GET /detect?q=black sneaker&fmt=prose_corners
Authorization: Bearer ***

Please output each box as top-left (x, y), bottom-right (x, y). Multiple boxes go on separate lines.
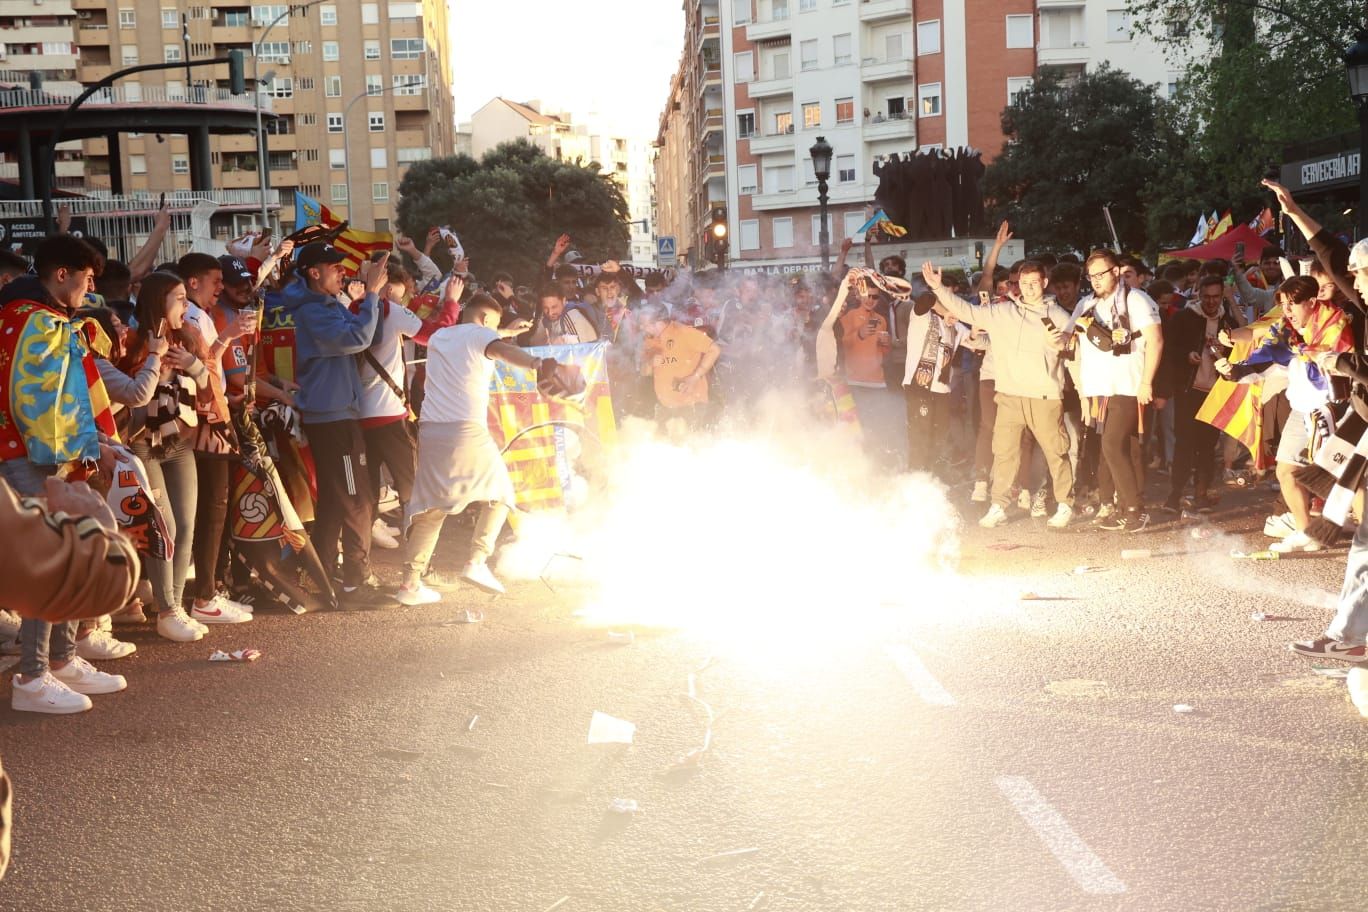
top-left (340, 581), bottom-right (395, 608)
top-left (1099, 509), bottom-right (1147, 532)
top-left (1160, 500), bottom-right (1181, 515)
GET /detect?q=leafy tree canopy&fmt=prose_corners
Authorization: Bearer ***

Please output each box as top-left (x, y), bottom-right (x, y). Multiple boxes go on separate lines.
top-left (983, 65), bottom-right (1191, 256)
top-left (395, 140), bottom-right (630, 284)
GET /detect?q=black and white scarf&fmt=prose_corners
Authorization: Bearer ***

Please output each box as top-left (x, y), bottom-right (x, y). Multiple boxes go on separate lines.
top-left (1293, 403), bottom-right (1368, 545)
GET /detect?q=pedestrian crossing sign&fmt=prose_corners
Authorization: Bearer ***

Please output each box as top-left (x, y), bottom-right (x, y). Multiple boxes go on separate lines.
top-left (656, 236), bottom-right (676, 264)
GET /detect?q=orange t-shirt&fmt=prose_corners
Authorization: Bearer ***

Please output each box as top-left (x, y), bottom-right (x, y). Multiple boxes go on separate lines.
top-left (648, 322), bottom-right (714, 408)
top-left (838, 308), bottom-right (890, 388)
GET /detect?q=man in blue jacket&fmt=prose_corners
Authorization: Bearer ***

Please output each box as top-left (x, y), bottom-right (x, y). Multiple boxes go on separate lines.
top-left (286, 242), bottom-right (390, 603)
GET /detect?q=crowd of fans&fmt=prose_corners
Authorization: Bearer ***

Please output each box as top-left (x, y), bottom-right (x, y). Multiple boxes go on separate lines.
top-left (2, 177), bottom-right (1368, 720)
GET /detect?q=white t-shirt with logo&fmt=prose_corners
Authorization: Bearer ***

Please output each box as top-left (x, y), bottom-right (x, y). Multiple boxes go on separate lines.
top-left (1067, 286), bottom-right (1160, 397)
top-left (419, 324), bottom-right (502, 424)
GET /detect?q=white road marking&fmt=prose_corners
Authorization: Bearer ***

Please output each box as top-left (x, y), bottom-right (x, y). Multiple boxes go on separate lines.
top-left (995, 776), bottom-right (1127, 895)
top-left (0, 656), bottom-right (18, 675)
top-left (884, 644), bottom-right (956, 706)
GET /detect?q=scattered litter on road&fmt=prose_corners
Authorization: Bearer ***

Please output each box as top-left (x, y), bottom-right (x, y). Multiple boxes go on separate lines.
top-left (699, 847), bottom-right (762, 866)
top-left (672, 660), bottom-right (716, 771)
top-left (1231, 550), bottom-right (1279, 561)
top-left (608, 798), bottom-right (639, 815)
top-left (587, 711), bottom-right (636, 744)
top-left (1120, 549), bottom-right (1152, 560)
top-left (1172, 704), bottom-right (1195, 714)
top-left (606, 631), bottom-right (635, 645)
top-left (465, 714), bottom-right (479, 732)
top-left (441, 609), bottom-right (483, 626)
top-left (1348, 668), bottom-right (1368, 717)
top-left (1019, 592), bottom-right (1079, 602)
top-left (987, 542), bottom-right (1025, 551)
top-left (1312, 666), bottom-right (1351, 678)
top-left (209, 648), bottom-right (261, 662)
top-left (1073, 565), bottom-right (1108, 575)
top-left (542, 897), bottom-right (571, 912)
top-left (483, 782), bottom-right (512, 791)
top-left (748, 892), bottom-right (768, 910)
top-left (377, 747), bottom-right (423, 761)
top-left (1251, 612), bottom-right (1303, 622)
top-left (1190, 527), bottom-right (1216, 540)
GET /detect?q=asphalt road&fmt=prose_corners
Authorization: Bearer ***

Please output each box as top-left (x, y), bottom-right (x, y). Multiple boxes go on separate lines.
top-left (4, 481), bottom-right (1368, 911)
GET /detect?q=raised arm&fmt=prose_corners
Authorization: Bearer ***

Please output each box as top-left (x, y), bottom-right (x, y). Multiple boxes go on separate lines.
top-left (978, 220), bottom-right (1011, 295)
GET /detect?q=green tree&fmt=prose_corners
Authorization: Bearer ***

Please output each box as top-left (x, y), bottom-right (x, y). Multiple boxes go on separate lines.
top-left (395, 140), bottom-right (630, 284)
top-left (983, 65), bottom-right (1191, 256)
top-left (1126, 0), bottom-right (1359, 211)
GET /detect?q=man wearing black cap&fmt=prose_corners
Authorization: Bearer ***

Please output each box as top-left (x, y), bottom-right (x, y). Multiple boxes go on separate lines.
top-left (283, 242), bottom-right (391, 603)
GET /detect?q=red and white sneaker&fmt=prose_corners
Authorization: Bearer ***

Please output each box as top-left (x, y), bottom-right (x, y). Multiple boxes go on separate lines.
top-left (11, 672), bottom-right (92, 714)
top-left (190, 594), bottom-right (253, 625)
top-left (1289, 636), bottom-right (1368, 663)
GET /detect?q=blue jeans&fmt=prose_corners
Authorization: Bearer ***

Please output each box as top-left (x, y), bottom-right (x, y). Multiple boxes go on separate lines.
top-left (0, 458), bottom-right (74, 679)
top-left (1328, 510), bottom-right (1368, 646)
top-left (130, 437), bottom-right (198, 614)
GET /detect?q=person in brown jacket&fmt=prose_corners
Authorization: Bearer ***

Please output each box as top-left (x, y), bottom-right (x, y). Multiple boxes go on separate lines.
top-left (0, 474), bottom-right (140, 880)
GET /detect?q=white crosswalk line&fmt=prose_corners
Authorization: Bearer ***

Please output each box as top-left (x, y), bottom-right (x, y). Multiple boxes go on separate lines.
top-left (995, 776), bottom-right (1127, 895)
top-left (884, 644), bottom-right (956, 706)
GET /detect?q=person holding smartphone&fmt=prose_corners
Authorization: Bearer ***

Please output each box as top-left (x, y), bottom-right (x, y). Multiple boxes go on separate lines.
top-left (837, 279), bottom-right (901, 469)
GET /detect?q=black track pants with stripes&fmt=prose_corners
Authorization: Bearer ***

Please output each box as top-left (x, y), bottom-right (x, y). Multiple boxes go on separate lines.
top-left (303, 419), bottom-right (373, 588)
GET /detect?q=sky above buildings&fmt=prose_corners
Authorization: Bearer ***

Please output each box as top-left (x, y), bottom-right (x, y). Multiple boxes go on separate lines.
top-left (449, 0), bottom-right (684, 143)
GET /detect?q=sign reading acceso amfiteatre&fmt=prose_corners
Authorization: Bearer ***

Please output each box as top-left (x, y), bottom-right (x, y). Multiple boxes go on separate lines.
top-left (0, 218), bottom-right (89, 256)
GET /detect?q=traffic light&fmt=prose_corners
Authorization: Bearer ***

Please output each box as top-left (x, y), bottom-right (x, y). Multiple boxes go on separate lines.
top-left (706, 207), bottom-right (728, 268)
top-left (228, 49), bottom-right (246, 95)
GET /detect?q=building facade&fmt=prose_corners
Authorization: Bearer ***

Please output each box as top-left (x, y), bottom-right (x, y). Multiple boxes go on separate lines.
top-left (0, 0), bottom-right (85, 191)
top-left (69, 0), bottom-right (454, 234)
top-left (658, 0), bottom-right (1194, 269)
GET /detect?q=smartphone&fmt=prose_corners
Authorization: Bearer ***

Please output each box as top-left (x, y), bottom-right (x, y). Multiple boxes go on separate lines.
top-left (157, 318), bottom-right (168, 338)
top-left (1233, 241), bottom-right (1245, 262)
top-left (158, 191), bottom-right (166, 209)
top-left (978, 290), bottom-right (990, 305)
top-left (1041, 316), bottom-right (1057, 331)
top-left (866, 318), bottom-right (879, 330)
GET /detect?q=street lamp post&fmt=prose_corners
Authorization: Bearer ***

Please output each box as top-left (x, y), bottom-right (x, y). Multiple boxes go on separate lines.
top-left (342, 79), bottom-right (425, 221)
top-left (1345, 31), bottom-right (1368, 239)
top-left (809, 135), bottom-right (833, 271)
top-left (253, 0), bottom-right (327, 232)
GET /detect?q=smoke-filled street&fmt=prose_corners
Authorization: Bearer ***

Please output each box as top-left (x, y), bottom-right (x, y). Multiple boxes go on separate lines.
top-left (5, 476), bottom-right (1368, 912)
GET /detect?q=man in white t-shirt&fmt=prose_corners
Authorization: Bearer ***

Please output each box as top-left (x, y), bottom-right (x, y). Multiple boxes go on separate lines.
top-left (397, 295), bottom-right (561, 605)
top-left (903, 291), bottom-right (968, 476)
top-left (1067, 249), bottom-right (1163, 532)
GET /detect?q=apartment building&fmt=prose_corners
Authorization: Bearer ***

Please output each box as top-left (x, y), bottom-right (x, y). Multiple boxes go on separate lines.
top-left (0, 0), bottom-right (84, 191)
top-left (659, 0), bottom-right (1195, 269)
top-left (724, 0), bottom-right (1037, 268)
top-left (1035, 0), bottom-right (1193, 98)
top-left (70, 0), bottom-right (454, 234)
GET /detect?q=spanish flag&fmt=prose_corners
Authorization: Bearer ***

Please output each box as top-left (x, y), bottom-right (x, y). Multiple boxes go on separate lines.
top-left (293, 191), bottom-right (393, 272)
top-left (1196, 307), bottom-right (1282, 470)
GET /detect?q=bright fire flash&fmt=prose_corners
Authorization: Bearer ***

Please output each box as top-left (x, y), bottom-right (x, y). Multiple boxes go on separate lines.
top-left (496, 398), bottom-right (979, 653)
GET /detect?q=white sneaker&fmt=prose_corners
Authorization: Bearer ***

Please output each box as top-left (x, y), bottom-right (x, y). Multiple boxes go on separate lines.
top-left (1031, 490), bottom-right (1048, 518)
top-left (377, 484), bottom-right (401, 515)
top-left (371, 518), bottom-right (400, 550)
top-left (459, 560), bottom-right (506, 595)
top-left (190, 594), bottom-right (253, 625)
top-left (970, 481), bottom-right (988, 503)
top-left (158, 607), bottom-right (206, 642)
top-left (1270, 529), bottom-right (1323, 553)
top-left (396, 581), bottom-right (441, 607)
top-left (1095, 503), bottom-right (1116, 522)
top-left (1263, 512), bottom-right (1297, 539)
top-left (1047, 503), bottom-right (1073, 529)
top-left (11, 672), bottom-right (92, 714)
top-left (75, 629), bottom-right (137, 661)
top-left (979, 504), bottom-right (1009, 528)
top-left (52, 656), bottom-right (127, 695)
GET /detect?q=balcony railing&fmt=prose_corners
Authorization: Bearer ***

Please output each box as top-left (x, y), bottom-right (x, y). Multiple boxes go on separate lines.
top-left (0, 189), bottom-right (282, 219)
top-left (0, 84), bottom-right (270, 112)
